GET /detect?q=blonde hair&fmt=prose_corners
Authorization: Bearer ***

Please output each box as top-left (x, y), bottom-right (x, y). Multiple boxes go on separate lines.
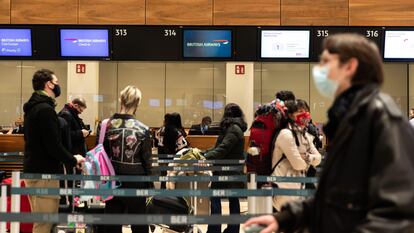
top-left (120, 85), bottom-right (142, 112)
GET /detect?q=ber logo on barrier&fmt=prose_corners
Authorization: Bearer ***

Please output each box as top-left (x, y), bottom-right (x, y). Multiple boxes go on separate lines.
top-left (76, 64), bottom-right (86, 74)
top-left (235, 65), bottom-right (245, 75)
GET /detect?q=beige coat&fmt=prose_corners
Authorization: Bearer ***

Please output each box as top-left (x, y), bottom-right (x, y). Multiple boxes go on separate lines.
top-left (271, 124), bottom-right (321, 211)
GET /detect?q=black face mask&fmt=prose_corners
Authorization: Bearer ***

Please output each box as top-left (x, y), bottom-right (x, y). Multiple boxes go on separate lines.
top-left (52, 84), bottom-right (61, 98)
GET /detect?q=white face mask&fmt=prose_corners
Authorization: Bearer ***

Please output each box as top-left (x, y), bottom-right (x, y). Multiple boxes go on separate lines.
top-left (312, 65), bottom-right (339, 99)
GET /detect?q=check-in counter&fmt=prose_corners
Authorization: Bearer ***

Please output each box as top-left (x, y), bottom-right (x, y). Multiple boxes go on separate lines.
top-left (0, 134), bottom-right (250, 177)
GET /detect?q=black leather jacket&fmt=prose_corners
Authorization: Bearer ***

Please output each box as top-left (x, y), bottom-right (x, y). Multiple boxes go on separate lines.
top-left (97, 113), bottom-right (152, 175)
top-left (276, 84), bottom-right (414, 233)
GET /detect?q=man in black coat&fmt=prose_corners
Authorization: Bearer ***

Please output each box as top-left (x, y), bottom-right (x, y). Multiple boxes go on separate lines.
top-left (244, 34), bottom-right (414, 233)
top-left (58, 97), bottom-right (89, 155)
top-left (23, 69), bottom-right (84, 233)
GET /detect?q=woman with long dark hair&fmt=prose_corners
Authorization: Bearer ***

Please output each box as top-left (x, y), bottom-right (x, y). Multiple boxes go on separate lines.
top-left (204, 103), bottom-right (247, 233)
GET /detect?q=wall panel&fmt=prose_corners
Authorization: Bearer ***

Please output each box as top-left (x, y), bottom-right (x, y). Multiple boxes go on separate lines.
top-left (281, 0), bottom-right (348, 26)
top-left (349, 0), bottom-right (414, 26)
top-left (213, 0), bottom-right (280, 25)
top-left (0, 0), bottom-right (10, 24)
top-left (146, 0), bottom-right (213, 25)
top-left (11, 0), bottom-right (78, 24)
top-left (79, 0), bottom-right (145, 25)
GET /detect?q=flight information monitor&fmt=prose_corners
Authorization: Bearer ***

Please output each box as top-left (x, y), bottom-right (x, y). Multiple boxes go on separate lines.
top-left (0, 29), bottom-right (32, 56)
top-left (60, 29), bottom-right (109, 58)
top-left (261, 30), bottom-right (310, 58)
top-left (384, 30), bottom-right (414, 59)
top-left (183, 29), bottom-right (233, 58)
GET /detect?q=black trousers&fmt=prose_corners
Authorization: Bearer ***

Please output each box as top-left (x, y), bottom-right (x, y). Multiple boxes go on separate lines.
top-left (104, 182), bottom-right (149, 233)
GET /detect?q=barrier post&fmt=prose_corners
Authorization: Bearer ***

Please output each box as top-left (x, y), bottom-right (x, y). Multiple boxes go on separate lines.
top-left (10, 171), bottom-right (20, 233)
top-left (262, 185), bottom-right (273, 214)
top-left (0, 184), bottom-right (7, 233)
top-left (247, 173), bottom-right (257, 214)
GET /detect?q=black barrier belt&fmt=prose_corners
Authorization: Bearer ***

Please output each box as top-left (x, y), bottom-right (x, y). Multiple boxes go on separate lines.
top-left (11, 187), bottom-right (316, 197)
top-left (154, 159), bottom-right (245, 164)
top-left (154, 165), bottom-right (243, 171)
top-left (0, 152), bottom-right (24, 156)
top-left (0, 213), bottom-right (252, 225)
top-left (256, 176), bottom-right (319, 183)
top-left (20, 173), bottom-right (318, 183)
top-left (21, 173), bottom-right (247, 182)
top-left (0, 156), bottom-right (23, 162)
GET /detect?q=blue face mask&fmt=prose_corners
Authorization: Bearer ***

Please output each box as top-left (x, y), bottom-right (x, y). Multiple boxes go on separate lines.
top-left (201, 125), bottom-right (208, 132)
top-left (312, 65), bottom-right (339, 99)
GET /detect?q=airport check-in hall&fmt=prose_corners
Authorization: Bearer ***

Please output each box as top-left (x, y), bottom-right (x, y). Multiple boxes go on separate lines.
top-left (0, 1), bottom-right (414, 233)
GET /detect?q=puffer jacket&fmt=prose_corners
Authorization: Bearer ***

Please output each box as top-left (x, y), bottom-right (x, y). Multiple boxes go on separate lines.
top-left (272, 123), bottom-right (321, 211)
top-left (275, 84), bottom-right (414, 233)
top-left (97, 113), bottom-right (152, 175)
top-left (204, 117), bottom-right (247, 189)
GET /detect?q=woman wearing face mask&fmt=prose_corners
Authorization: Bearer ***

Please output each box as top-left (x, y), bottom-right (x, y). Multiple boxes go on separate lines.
top-left (244, 34), bottom-right (414, 233)
top-left (271, 100), bottom-right (321, 211)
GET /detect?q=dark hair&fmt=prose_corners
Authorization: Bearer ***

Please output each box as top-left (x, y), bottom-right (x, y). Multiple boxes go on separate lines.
top-left (222, 103), bottom-right (243, 119)
top-left (323, 33), bottom-right (384, 85)
top-left (285, 100), bottom-right (299, 116)
top-left (275, 90), bottom-right (296, 102)
top-left (165, 112), bottom-right (184, 130)
top-left (296, 99), bottom-right (310, 112)
top-left (32, 69), bottom-right (54, 91)
top-left (220, 103), bottom-right (246, 129)
top-left (202, 116), bottom-right (212, 124)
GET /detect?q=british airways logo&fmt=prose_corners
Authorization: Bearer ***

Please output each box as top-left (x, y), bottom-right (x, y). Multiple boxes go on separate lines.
top-left (213, 39), bottom-right (229, 45)
top-left (65, 38), bottom-right (78, 43)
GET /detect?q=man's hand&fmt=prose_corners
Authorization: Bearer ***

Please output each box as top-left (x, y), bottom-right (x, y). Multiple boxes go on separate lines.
top-left (244, 215), bottom-right (279, 233)
top-left (82, 129), bottom-right (89, 138)
top-left (74, 154), bottom-right (85, 170)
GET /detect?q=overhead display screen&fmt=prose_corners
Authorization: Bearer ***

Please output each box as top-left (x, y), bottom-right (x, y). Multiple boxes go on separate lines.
top-left (112, 27), bottom-right (181, 60)
top-left (183, 29), bottom-right (232, 58)
top-left (384, 30), bottom-right (414, 59)
top-left (312, 27), bottom-right (383, 61)
top-left (261, 30), bottom-right (310, 58)
top-left (60, 29), bottom-right (109, 57)
top-left (0, 29), bottom-right (32, 56)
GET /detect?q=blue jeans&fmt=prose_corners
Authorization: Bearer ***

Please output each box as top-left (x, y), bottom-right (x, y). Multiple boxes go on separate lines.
top-left (207, 197), bottom-right (240, 233)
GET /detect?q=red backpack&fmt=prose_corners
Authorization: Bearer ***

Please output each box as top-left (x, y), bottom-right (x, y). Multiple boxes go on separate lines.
top-left (246, 101), bottom-right (286, 176)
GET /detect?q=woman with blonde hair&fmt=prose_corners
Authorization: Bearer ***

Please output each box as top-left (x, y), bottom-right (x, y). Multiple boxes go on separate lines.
top-left (97, 85), bottom-right (152, 233)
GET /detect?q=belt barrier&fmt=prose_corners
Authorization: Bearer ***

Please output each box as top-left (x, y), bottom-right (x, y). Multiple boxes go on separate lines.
top-left (0, 213), bottom-right (252, 225)
top-left (11, 187), bottom-right (316, 197)
top-left (20, 173), bottom-right (318, 183)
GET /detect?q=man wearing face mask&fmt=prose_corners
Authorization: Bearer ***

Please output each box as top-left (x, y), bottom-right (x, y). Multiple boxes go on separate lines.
top-left (23, 69), bottom-right (85, 233)
top-left (189, 116), bottom-right (212, 135)
top-left (58, 97), bottom-right (89, 156)
top-left (244, 34), bottom-right (414, 233)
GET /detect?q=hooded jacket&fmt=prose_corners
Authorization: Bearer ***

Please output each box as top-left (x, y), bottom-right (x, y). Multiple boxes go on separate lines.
top-left (275, 84), bottom-right (414, 233)
top-left (23, 92), bottom-right (76, 174)
top-left (204, 117), bottom-right (248, 189)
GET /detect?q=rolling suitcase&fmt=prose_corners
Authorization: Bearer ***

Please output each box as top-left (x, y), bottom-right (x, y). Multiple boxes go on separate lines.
top-left (53, 168), bottom-right (95, 233)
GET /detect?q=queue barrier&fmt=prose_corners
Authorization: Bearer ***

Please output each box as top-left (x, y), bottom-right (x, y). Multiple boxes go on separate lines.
top-left (0, 213), bottom-right (252, 225)
top-left (1, 169), bottom-right (319, 233)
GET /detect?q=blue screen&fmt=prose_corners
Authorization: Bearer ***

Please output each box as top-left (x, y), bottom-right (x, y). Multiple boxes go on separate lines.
top-left (0, 29), bottom-right (32, 56)
top-left (183, 30), bottom-right (232, 58)
top-left (60, 29), bottom-right (109, 57)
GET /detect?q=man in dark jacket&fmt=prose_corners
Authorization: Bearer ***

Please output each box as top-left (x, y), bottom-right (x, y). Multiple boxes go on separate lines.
top-left (244, 34), bottom-right (414, 233)
top-left (58, 97), bottom-right (89, 155)
top-left (23, 69), bottom-right (84, 233)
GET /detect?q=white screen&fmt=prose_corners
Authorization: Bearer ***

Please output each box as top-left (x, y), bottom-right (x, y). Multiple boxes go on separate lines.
top-left (261, 30), bottom-right (310, 58)
top-left (384, 31), bottom-right (414, 59)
